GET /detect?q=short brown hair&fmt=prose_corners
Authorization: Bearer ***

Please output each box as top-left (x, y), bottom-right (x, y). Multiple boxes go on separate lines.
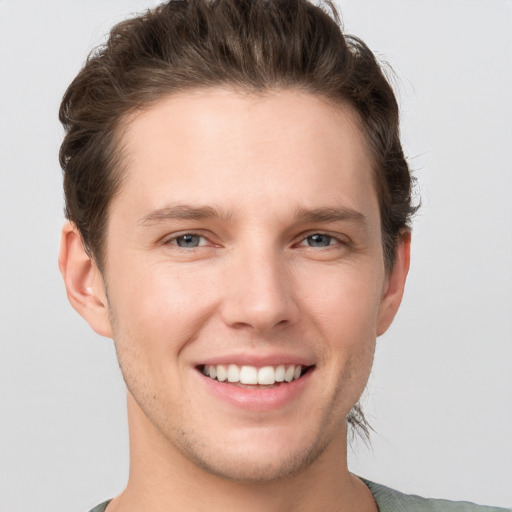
top-left (60, 0), bottom-right (416, 271)
top-left (59, 0), bottom-right (417, 437)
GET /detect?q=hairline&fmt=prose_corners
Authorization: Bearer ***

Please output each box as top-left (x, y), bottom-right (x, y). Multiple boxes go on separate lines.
top-left (91, 85), bottom-right (391, 275)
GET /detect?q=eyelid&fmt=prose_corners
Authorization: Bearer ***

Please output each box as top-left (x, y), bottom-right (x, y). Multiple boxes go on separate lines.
top-left (159, 230), bottom-right (349, 249)
top-left (295, 231), bottom-right (350, 247)
top-left (161, 231), bottom-right (213, 247)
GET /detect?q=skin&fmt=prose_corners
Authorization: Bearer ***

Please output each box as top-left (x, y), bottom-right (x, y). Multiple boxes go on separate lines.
top-left (59, 89), bottom-right (410, 512)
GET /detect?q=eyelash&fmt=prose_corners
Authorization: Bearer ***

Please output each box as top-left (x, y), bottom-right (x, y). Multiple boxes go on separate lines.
top-left (163, 233), bottom-right (210, 249)
top-left (295, 232), bottom-right (347, 249)
top-left (162, 231), bottom-right (348, 250)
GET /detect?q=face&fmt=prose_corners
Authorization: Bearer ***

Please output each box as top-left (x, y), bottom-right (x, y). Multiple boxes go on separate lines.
top-left (64, 89), bottom-right (408, 483)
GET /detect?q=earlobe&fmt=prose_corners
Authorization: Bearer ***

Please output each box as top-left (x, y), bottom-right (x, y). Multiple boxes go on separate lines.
top-left (58, 222), bottom-right (113, 338)
top-left (376, 231), bottom-right (411, 336)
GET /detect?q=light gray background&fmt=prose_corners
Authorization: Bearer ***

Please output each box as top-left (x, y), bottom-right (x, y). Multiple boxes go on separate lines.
top-left (1, 1), bottom-right (511, 511)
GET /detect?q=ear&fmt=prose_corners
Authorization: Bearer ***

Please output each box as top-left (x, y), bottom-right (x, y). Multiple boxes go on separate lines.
top-left (58, 222), bottom-right (113, 338)
top-left (376, 231), bottom-right (411, 336)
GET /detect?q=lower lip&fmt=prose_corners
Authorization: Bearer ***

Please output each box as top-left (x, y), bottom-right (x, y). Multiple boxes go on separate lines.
top-left (197, 369), bottom-right (314, 411)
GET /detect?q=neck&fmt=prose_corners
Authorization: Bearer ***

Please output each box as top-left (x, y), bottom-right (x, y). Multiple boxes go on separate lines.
top-left (107, 395), bottom-right (377, 512)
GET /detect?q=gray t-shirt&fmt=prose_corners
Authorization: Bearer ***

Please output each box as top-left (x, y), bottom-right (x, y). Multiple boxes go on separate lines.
top-left (361, 480), bottom-right (510, 512)
top-left (88, 480), bottom-right (511, 512)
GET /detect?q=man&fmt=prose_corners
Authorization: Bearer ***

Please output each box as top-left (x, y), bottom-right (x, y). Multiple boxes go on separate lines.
top-left (57, 0), bottom-right (509, 511)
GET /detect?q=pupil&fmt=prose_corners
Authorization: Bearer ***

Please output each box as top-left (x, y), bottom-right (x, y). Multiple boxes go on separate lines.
top-left (177, 234), bottom-right (199, 248)
top-left (308, 234), bottom-right (331, 247)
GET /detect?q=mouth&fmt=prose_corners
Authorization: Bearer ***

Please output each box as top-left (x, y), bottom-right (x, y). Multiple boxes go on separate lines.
top-left (198, 363), bottom-right (314, 388)
top-left (195, 361), bottom-right (315, 410)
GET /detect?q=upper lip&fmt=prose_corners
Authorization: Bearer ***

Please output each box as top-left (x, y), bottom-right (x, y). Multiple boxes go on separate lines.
top-left (195, 353), bottom-right (316, 368)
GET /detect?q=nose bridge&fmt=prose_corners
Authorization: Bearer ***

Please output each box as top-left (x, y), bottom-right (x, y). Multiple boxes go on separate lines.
top-left (221, 240), bottom-right (298, 332)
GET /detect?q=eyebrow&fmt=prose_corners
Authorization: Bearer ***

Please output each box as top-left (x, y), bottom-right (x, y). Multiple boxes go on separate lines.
top-left (139, 203), bottom-right (368, 228)
top-left (293, 206), bottom-right (368, 228)
top-left (138, 204), bottom-right (232, 225)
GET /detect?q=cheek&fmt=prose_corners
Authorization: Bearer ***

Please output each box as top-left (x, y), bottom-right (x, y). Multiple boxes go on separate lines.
top-left (299, 265), bottom-right (382, 395)
top-left (300, 265), bottom-right (384, 341)
top-left (107, 261), bottom-right (220, 359)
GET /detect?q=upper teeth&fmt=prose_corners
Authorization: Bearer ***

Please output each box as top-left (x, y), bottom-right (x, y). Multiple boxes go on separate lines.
top-left (202, 364), bottom-right (303, 385)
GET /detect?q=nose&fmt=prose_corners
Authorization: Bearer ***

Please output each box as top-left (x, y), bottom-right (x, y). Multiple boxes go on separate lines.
top-left (220, 247), bottom-right (300, 333)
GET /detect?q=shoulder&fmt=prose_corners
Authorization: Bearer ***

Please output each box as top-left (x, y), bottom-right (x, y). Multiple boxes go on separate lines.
top-left (361, 479), bottom-right (511, 512)
top-left (88, 501), bottom-right (111, 512)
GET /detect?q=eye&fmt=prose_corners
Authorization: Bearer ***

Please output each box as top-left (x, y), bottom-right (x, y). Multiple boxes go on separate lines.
top-left (168, 234), bottom-right (207, 248)
top-left (301, 233), bottom-right (337, 248)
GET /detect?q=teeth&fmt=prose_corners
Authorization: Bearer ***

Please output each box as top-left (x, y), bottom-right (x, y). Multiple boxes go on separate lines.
top-left (257, 366), bottom-right (275, 385)
top-left (202, 364), bottom-right (304, 385)
top-left (216, 364), bottom-right (227, 382)
top-left (240, 365), bottom-right (258, 384)
top-left (227, 364), bottom-right (240, 383)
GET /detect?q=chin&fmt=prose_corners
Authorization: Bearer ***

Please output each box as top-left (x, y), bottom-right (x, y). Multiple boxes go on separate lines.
top-left (187, 445), bottom-right (324, 483)
top-left (170, 423), bottom-right (332, 484)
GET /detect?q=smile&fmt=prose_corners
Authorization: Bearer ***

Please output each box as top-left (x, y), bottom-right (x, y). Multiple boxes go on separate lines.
top-left (201, 364), bottom-right (309, 385)
top-left (196, 362), bottom-right (315, 410)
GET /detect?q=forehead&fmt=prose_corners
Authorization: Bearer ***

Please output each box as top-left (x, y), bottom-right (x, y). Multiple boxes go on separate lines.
top-left (115, 88), bottom-right (378, 226)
